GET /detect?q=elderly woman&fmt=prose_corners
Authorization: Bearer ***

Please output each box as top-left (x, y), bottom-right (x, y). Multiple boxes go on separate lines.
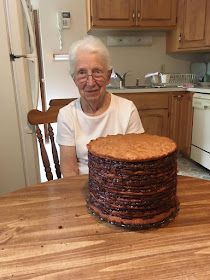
top-left (57, 35), bottom-right (144, 177)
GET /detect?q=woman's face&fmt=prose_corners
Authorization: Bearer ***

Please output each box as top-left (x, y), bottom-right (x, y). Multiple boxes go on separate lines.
top-left (73, 52), bottom-right (111, 103)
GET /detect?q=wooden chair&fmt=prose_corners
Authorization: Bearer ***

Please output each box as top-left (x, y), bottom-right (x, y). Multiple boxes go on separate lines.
top-left (27, 98), bottom-right (76, 181)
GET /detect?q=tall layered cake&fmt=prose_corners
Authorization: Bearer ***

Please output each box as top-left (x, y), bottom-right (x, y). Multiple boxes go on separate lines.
top-left (87, 133), bottom-right (179, 229)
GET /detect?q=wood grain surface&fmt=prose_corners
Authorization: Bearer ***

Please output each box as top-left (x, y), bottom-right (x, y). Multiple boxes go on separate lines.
top-left (0, 175), bottom-right (210, 279)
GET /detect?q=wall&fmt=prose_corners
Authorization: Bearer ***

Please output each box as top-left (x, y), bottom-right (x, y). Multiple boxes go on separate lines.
top-left (33, 0), bottom-right (88, 105)
top-left (97, 31), bottom-right (205, 85)
top-left (34, 0), bottom-right (207, 101)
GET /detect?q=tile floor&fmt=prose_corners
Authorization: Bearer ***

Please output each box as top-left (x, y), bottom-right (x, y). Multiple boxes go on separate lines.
top-left (177, 154), bottom-right (210, 180)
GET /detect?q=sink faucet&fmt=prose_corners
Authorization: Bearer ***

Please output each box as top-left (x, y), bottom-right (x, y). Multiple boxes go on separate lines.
top-left (115, 71), bottom-right (130, 88)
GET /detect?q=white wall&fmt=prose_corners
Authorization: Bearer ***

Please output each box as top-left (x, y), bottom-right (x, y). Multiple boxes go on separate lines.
top-left (35, 0), bottom-right (88, 105)
top-left (98, 31), bottom-right (205, 85)
top-left (34, 0), bottom-right (207, 101)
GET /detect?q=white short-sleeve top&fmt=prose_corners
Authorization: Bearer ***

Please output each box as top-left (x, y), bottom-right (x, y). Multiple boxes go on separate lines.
top-left (56, 93), bottom-right (144, 174)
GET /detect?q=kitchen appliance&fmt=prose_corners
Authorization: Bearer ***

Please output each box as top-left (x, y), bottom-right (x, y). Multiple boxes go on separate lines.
top-left (190, 62), bottom-right (207, 82)
top-left (191, 93), bottom-right (210, 170)
top-left (0, 0), bottom-right (42, 194)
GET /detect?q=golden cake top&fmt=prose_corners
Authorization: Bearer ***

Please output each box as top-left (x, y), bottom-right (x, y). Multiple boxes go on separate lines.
top-left (87, 133), bottom-right (177, 161)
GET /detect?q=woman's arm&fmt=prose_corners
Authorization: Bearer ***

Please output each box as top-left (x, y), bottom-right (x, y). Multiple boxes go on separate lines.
top-left (127, 103), bottom-right (145, 133)
top-left (59, 145), bottom-right (79, 177)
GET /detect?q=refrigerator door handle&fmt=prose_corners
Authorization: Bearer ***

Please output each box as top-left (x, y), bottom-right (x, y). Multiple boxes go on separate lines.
top-left (10, 55), bottom-right (39, 108)
top-left (20, 0), bottom-right (39, 108)
top-left (10, 53), bottom-right (27, 61)
top-left (28, 56), bottom-right (39, 108)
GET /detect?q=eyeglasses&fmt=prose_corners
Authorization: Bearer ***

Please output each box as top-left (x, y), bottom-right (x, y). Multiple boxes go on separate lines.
top-left (74, 68), bottom-right (106, 82)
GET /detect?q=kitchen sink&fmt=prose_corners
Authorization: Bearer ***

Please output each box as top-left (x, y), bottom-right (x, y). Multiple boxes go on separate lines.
top-left (107, 85), bottom-right (179, 90)
top-left (107, 85), bottom-right (150, 89)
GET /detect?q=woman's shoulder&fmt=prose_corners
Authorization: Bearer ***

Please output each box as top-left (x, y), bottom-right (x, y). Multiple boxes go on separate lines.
top-left (111, 93), bottom-right (133, 106)
top-left (59, 98), bottom-right (80, 113)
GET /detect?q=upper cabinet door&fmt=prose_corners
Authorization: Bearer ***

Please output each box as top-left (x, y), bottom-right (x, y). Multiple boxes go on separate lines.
top-left (179, 0), bottom-right (209, 48)
top-left (166, 0), bottom-right (210, 52)
top-left (90, 0), bottom-right (136, 28)
top-left (136, 0), bottom-right (177, 27)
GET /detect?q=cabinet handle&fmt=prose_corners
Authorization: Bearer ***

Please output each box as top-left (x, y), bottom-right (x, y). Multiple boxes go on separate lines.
top-left (132, 10), bottom-right (135, 21)
top-left (137, 11), bottom-right (140, 21)
top-left (174, 95), bottom-right (182, 100)
top-left (179, 33), bottom-right (185, 42)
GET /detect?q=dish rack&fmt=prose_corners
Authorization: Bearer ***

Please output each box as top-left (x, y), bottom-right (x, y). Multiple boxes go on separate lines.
top-left (162, 73), bottom-right (198, 86)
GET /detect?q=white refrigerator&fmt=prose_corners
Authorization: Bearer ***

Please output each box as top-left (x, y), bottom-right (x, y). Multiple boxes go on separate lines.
top-left (0, 0), bottom-right (41, 195)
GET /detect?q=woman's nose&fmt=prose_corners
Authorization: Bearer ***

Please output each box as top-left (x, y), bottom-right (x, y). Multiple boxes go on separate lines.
top-left (86, 74), bottom-right (95, 85)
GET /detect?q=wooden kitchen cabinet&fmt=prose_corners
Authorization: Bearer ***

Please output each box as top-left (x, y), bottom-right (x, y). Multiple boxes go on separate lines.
top-left (114, 92), bottom-right (169, 137)
top-left (136, 0), bottom-right (177, 28)
top-left (87, 0), bottom-right (135, 28)
top-left (114, 91), bottom-right (193, 156)
top-left (169, 92), bottom-right (193, 156)
top-left (166, 0), bottom-right (210, 52)
top-left (139, 109), bottom-right (169, 136)
top-left (87, 0), bottom-right (177, 30)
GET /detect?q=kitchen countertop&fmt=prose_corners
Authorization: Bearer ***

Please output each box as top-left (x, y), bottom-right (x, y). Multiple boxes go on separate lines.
top-left (108, 87), bottom-right (185, 93)
top-left (1, 175), bottom-right (210, 279)
top-left (107, 86), bottom-right (210, 94)
top-left (187, 87), bottom-right (210, 94)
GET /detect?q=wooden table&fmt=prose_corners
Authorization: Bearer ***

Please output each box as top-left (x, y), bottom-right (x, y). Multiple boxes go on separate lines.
top-left (0, 175), bottom-right (210, 279)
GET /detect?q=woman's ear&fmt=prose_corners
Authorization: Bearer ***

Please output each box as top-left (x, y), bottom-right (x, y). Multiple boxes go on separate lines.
top-left (107, 69), bottom-right (112, 80)
top-left (105, 69), bottom-right (112, 85)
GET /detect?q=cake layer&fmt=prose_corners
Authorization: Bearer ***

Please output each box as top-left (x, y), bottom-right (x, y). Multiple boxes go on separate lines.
top-left (89, 204), bottom-right (178, 228)
top-left (87, 133), bottom-right (177, 161)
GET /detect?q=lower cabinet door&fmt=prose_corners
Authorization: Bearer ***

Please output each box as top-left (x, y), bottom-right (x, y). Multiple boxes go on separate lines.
top-left (169, 93), bottom-right (193, 156)
top-left (139, 109), bottom-right (169, 137)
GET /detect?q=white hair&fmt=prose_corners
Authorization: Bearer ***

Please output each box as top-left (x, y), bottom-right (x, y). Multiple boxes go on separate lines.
top-left (69, 35), bottom-right (112, 76)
